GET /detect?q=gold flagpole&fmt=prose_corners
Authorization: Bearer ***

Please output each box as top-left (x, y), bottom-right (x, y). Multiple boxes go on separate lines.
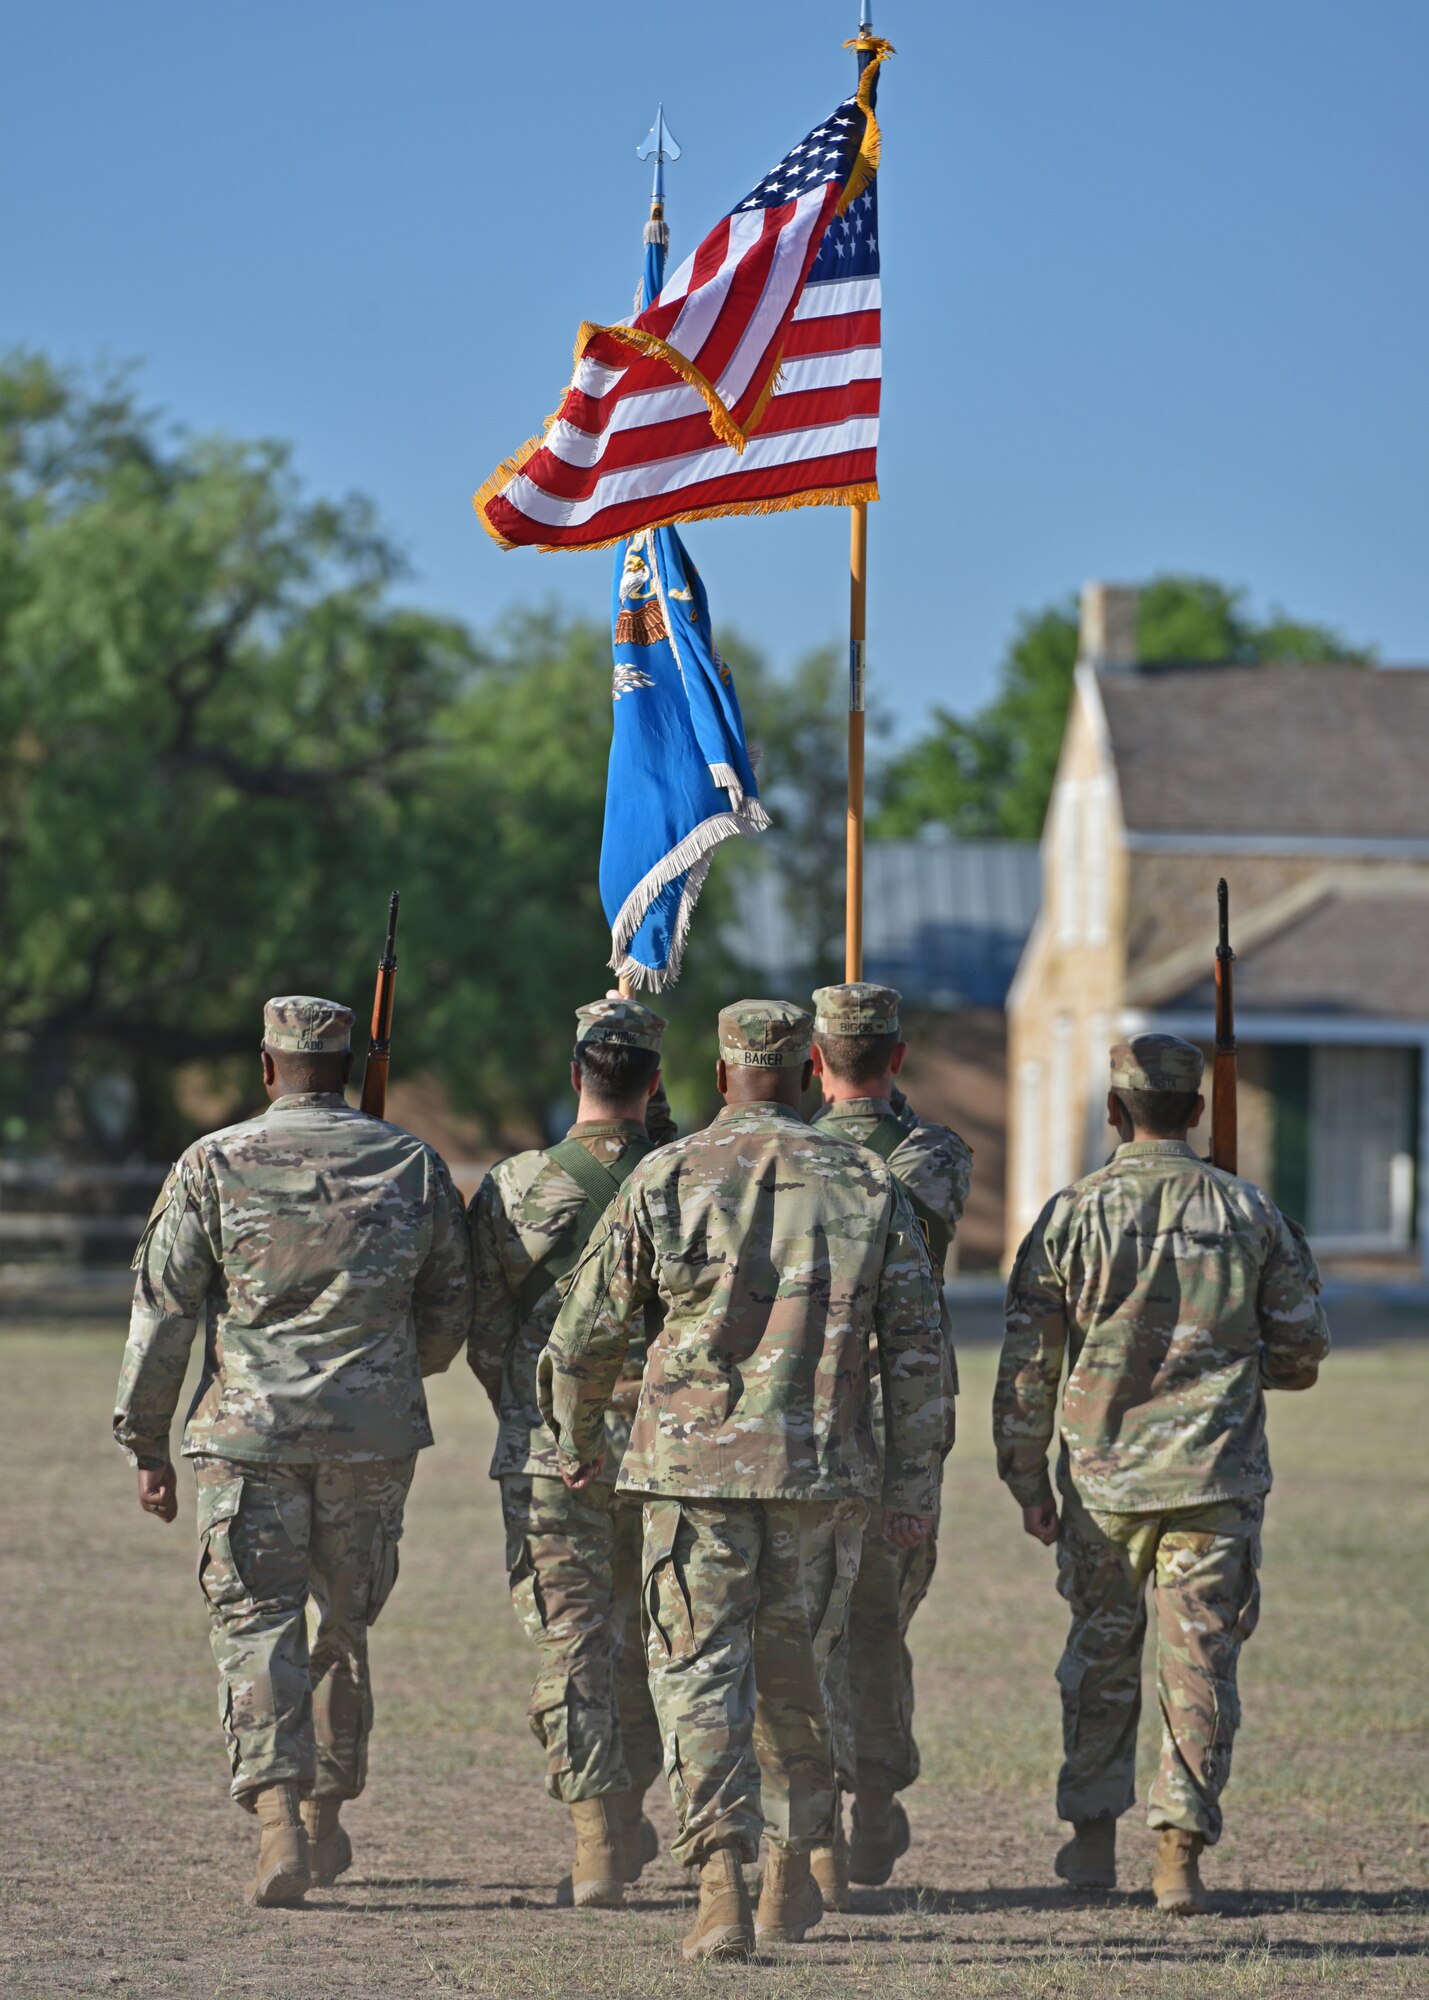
top-left (846, 500), bottom-right (867, 979)
top-left (845, 0), bottom-right (874, 982)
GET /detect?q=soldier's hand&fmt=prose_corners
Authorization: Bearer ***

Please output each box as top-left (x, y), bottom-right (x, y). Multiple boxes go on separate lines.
top-left (137, 1464), bottom-right (178, 1523)
top-left (559, 1454), bottom-right (606, 1492)
top-left (1022, 1499), bottom-right (1060, 1546)
top-left (883, 1510), bottom-right (934, 1549)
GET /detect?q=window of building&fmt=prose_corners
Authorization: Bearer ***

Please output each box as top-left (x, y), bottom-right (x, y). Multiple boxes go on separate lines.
top-left (1055, 786), bottom-right (1082, 946)
top-left (1016, 1059), bottom-right (1044, 1232)
top-left (1083, 1012), bottom-right (1110, 1171)
top-left (1308, 1045), bottom-right (1416, 1250)
top-left (1085, 779), bottom-right (1110, 945)
top-left (1049, 1015), bottom-right (1074, 1190)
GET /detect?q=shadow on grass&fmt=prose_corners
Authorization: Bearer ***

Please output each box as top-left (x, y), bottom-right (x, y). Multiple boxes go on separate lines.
top-left (1214, 1889), bottom-right (1429, 1917)
top-left (314, 1897), bottom-right (514, 1915)
top-left (343, 1875), bottom-right (468, 1890)
top-left (854, 1882), bottom-right (1428, 1919)
top-left (810, 1940), bottom-right (1429, 1970)
top-left (335, 1877), bottom-right (1429, 1925)
top-left (324, 1879), bottom-right (692, 1915)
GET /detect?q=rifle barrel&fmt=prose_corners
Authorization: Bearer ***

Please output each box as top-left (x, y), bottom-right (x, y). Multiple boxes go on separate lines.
top-left (360, 891), bottom-right (401, 1118)
top-left (1211, 878), bottom-right (1238, 1173)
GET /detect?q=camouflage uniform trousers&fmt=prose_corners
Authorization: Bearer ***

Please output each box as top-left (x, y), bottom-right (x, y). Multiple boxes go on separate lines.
top-left (500, 1474), bottom-right (663, 1804)
top-left (641, 1495), bottom-right (866, 1868)
top-left (193, 1453), bottom-right (415, 1806)
top-left (826, 1510), bottom-right (940, 1795)
top-left (1055, 1475), bottom-right (1263, 1843)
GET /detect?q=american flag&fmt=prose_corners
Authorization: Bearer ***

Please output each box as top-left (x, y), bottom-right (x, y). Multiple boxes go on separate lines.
top-left (476, 48), bottom-right (888, 552)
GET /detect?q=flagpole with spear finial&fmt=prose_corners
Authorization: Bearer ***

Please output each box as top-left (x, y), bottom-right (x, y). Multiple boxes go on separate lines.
top-left (637, 102), bottom-right (680, 269)
top-left (616, 104), bottom-right (684, 999)
top-left (845, 0), bottom-right (875, 980)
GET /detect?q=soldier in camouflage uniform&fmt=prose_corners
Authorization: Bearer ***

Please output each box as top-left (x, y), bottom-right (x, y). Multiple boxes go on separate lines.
top-left (994, 1033), bottom-right (1330, 1914)
top-left (541, 999), bottom-right (945, 1961)
top-left (467, 996), bottom-right (669, 1910)
top-left (114, 996), bottom-right (471, 1908)
top-left (808, 982), bottom-right (972, 1904)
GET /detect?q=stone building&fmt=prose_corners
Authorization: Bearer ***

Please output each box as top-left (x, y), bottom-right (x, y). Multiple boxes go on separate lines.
top-left (1006, 584), bottom-right (1429, 1273)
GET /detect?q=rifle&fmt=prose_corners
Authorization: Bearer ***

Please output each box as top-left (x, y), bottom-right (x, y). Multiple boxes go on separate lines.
top-left (359, 891), bottom-right (400, 1119)
top-left (1211, 877), bottom-right (1237, 1173)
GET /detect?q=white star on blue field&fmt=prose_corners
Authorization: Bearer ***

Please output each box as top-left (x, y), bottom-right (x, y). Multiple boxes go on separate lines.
top-left (736, 102), bottom-right (864, 210)
top-left (729, 100), bottom-right (878, 282)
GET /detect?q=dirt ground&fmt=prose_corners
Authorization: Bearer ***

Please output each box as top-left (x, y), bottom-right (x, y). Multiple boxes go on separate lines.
top-left (1, 1331), bottom-right (1424, 2000)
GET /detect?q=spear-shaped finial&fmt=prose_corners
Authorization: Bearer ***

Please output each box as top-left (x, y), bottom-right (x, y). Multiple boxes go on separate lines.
top-left (637, 102), bottom-right (681, 212)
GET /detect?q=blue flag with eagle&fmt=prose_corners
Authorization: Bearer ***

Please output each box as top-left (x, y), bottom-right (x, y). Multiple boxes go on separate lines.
top-left (600, 226), bottom-right (769, 989)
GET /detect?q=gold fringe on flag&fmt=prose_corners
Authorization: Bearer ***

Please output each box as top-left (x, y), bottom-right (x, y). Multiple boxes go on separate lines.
top-left (740, 354), bottom-right (788, 443)
top-left (837, 33), bottom-right (894, 215)
top-left (470, 411), bottom-right (561, 547)
top-left (574, 319), bottom-right (750, 454)
top-left (473, 478), bottom-right (879, 555)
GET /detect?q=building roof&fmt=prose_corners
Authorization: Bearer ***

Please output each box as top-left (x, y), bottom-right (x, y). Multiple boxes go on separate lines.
top-left (1097, 663), bottom-right (1429, 839)
top-left (729, 838), bottom-right (1040, 1008)
top-left (1152, 878), bottom-right (1429, 1022)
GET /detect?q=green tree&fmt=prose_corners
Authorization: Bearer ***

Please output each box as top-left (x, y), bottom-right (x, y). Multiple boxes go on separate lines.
top-left (873, 576), bottom-right (1371, 842)
top-left (0, 355), bottom-right (788, 1154)
top-left (1, 353), bottom-right (479, 1151)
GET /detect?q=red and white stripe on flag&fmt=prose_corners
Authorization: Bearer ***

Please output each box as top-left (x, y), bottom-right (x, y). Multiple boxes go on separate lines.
top-left (476, 42), bottom-right (889, 553)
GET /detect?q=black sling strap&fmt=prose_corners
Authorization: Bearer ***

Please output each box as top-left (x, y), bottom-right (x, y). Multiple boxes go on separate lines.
top-left (514, 1135), bottom-right (651, 1321)
top-left (859, 1112), bottom-right (953, 1274)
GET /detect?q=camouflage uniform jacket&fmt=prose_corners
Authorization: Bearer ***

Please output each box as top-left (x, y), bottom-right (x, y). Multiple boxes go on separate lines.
top-left (467, 1118), bottom-right (654, 1480)
top-left (541, 1102), bottom-right (945, 1513)
top-left (814, 1086), bottom-right (971, 1413)
top-left (114, 1092), bottom-right (472, 1468)
top-left (994, 1140), bottom-right (1330, 1513)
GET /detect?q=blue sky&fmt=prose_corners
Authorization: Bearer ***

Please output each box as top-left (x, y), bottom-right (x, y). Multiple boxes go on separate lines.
top-left (5, 0), bottom-right (1425, 733)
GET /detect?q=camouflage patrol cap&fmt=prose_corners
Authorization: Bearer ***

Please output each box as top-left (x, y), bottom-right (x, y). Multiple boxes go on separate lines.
top-left (718, 998), bottom-right (814, 1068)
top-left (575, 995), bottom-right (667, 1054)
top-left (262, 995), bottom-right (354, 1055)
top-left (1109, 1033), bottom-right (1205, 1094)
top-left (812, 982), bottom-right (901, 1038)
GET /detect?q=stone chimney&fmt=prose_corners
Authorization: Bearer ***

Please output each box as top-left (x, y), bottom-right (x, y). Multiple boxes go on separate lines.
top-left (1079, 582), bottom-right (1139, 671)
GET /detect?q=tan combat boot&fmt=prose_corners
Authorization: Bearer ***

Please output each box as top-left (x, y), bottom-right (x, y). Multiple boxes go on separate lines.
top-left (300, 1798), bottom-right (353, 1888)
top-left (247, 1783), bottom-right (311, 1908)
top-left (1054, 1817), bottom-right (1117, 1891)
top-left (609, 1787), bottom-right (660, 1884)
top-left (810, 1800), bottom-right (851, 1912)
top-left (682, 1847), bottom-right (755, 1961)
top-left (848, 1780), bottom-right (910, 1886)
top-left (569, 1796), bottom-right (625, 1909)
top-left (755, 1845), bottom-right (824, 1944)
top-left (1153, 1829), bottom-right (1208, 1915)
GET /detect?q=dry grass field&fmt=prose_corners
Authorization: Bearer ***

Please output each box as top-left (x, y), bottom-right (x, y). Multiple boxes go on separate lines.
top-left (1, 1328), bottom-right (1424, 1999)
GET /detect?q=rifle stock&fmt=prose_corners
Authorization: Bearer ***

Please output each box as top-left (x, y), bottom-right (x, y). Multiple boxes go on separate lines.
top-left (1211, 878), bottom-right (1237, 1173)
top-left (359, 891), bottom-right (400, 1119)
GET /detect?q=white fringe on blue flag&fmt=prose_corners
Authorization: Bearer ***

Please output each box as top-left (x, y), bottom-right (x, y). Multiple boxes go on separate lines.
top-left (602, 525), bottom-right (770, 990)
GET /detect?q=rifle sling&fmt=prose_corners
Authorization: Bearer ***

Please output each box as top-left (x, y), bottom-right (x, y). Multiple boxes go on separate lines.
top-left (514, 1136), bottom-right (650, 1322)
top-left (858, 1113), bottom-right (953, 1273)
